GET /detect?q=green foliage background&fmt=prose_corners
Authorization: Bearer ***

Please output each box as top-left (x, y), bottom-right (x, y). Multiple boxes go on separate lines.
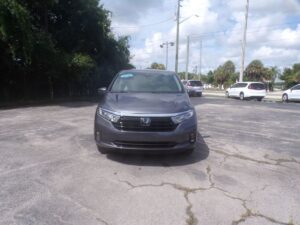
top-left (0, 0), bottom-right (134, 102)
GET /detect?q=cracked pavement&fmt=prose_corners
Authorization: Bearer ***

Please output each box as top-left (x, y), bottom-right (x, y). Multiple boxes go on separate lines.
top-left (0, 97), bottom-right (300, 225)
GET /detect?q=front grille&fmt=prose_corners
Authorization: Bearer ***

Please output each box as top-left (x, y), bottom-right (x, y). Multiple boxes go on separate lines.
top-left (114, 141), bottom-right (176, 148)
top-left (113, 116), bottom-right (177, 132)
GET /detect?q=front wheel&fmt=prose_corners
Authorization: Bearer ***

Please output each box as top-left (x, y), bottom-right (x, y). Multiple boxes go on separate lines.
top-left (257, 97), bottom-right (263, 102)
top-left (239, 92), bottom-right (244, 100)
top-left (197, 92), bottom-right (202, 97)
top-left (282, 94), bottom-right (288, 102)
top-left (225, 91), bottom-right (229, 98)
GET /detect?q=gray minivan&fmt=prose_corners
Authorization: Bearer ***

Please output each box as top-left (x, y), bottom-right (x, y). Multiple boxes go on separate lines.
top-left (94, 69), bottom-right (197, 154)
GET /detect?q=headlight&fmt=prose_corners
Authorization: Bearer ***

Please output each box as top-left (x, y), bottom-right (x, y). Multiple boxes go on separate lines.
top-left (171, 110), bottom-right (194, 124)
top-left (98, 108), bottom-right (120, 123)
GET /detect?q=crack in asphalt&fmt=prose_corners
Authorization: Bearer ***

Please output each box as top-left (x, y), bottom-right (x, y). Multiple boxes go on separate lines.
top-left (223, 186), bottom-right (293, 225)
top-left (119, 179), bottom-right (204, 225)
top-left (211, 149), bottom-right (275, 165)
top-left (118, 165), bottom-right (295, 225)
top-left (119, 179), bottom-right (207, 225)
top-left (264, 154), bottom-right (300, 166)
top-left (118, 165), bottom-right (230, 225)
top-left (118, 166), bottom-right (217, 225)
top-left (231, 198), bottom-right (292, 225)
top-left (210, 149), bottom-right (297, 169)
top-left (219, 155), bottom-right (229, 167)
top-left (34, 179), bottom-right (110, 225)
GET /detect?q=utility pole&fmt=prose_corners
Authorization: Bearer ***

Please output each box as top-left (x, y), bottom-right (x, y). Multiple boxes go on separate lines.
top-left (185, 35), bottom-right (190, 80)
top-left (175, 0), bottom-right (182, 73)
top-left (160, 42), bottom-right (174, 70)
top-left (240, 0), bottom-right (249, 82)
top-left (194, 66), bottom-right (198, 73)
top-left (166, 42), bottom-right (169, 70)
top-left (199, 39), bottom-right (202, 81)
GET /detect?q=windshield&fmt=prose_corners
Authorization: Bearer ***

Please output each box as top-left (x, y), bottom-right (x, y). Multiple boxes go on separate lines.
top-left (189, 81), bottom-right (203, 86)
top-left (110, 72), bottom-right (183, 93)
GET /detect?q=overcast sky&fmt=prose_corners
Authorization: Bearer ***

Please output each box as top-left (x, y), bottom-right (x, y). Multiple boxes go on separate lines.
top-left (101, 0), bottom-right (300, 73)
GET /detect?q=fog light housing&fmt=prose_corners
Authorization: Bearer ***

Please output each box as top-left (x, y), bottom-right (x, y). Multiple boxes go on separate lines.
top-left (189, 132), bottom-right (196, 143)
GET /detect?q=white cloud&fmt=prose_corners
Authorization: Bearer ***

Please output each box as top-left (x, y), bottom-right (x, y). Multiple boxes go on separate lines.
top-left (104, 0), bottom-right (300, 72)
top-left (252, 46), bottom-right (299, 61)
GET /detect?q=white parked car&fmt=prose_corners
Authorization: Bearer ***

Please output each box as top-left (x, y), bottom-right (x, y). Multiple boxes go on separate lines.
top-left (225, 82), bottom-right (266, 101)
top-left (182, 80), bottom-right (203, 97)
top-left (282, 84), bottom-right (300, 102)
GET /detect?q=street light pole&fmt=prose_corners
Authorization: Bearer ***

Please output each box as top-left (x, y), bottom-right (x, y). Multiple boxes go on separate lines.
top-left (175, 0), bottom-right (182, 73)
top-left (240, 0), bottom-right (249, 82)
top-left (199, 38), bottom-right (202, 81)
top-left (166, 42), bottom-right (169, 69)
top-left (160, 42), bottom-right (174, 70)
top-left (185, 35), bottom-right (190, 80)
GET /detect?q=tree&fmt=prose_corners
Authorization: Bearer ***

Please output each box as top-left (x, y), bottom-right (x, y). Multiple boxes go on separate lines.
top-left (245, 60), bottom-right (271, 81)
top-left (0, 0), bottom-right (33, 64)
top-left (281, 63), bottom-right (300, 88)
top-left (223, 60), bottom-right (235, 77)
top-left (0, 0), bottom-right (132, 103)
top-left (150, 62), bottom-right (166, 70)
top-left (213, 60), bottom-right (236, 89)
top-left (177, 72), bottom-right (199, 80)
top-left (207, 71), bottom-right (214, 84)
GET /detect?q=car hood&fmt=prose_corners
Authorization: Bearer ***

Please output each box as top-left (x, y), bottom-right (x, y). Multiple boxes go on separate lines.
top-left (99, 93), bottom-right (192, 114)
top-left (283, 89), bottom-right (291, 94)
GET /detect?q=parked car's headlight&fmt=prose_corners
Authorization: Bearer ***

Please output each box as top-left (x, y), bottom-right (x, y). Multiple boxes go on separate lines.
top-left (98, 108), bottom-right (120, 123)
top-left (171, 110), bottom-right (194, 124)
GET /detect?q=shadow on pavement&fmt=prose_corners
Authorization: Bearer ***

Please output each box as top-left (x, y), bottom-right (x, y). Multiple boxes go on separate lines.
top-left (106, 132), bottom-right (209, 167)
top-left (59, 100), bottom-right (98, 108)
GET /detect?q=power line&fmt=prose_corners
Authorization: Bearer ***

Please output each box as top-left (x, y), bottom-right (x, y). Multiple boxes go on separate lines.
top-left (189, 21), bottom-right (300, 39)
top-left (111, 16), bottom-right (174, 29)
top-left (128, 20), bottom-right (300, 45)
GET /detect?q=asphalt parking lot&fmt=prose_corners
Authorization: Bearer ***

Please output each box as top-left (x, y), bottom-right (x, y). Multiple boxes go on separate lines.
top-left (0, 97), bottom-right (300, 225)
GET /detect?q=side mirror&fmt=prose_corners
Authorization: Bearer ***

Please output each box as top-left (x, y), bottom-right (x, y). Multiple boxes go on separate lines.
top-left (98, 87), bottom-right (107, 95)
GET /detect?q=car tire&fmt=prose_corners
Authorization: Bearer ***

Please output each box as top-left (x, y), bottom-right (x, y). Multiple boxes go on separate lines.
top-left (239, 92), bottom-right (244, 100)
top-left (282, 94), bottom-right (288, 102)
top-left (257, 97), bottom-right (263, 102)
top-left (198, 92), bottom-right (202, 97)
top-left (225, 91), bottom-right (229, 98)
top-left (97, 145), bottom-right (109, 154)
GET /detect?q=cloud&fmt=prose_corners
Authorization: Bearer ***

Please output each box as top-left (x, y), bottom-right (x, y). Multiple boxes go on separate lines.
top-left (103, 0), bottom-right (300, 73)
top-left (227, 0), bottom-right (300, 15)
top-left (101, 0), bottom-right (163, 23)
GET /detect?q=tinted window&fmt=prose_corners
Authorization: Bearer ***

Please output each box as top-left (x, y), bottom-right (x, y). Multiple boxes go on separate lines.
top-left (235, 83), bottom-right (247, 88)
top-left (110, 72), bottom-right (183, 93)
top-left (189, 81), bottom-right (203, 86)
top-left (231, 83), bottom-right (239, 88)
top-left (292, 85), bottom-right (300, 90)
top-left (249, 83), bottom-right (265, 90)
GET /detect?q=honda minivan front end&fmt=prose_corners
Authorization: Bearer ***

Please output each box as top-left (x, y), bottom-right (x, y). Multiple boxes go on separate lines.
top-left (94, 70), bottom-right (197, 154)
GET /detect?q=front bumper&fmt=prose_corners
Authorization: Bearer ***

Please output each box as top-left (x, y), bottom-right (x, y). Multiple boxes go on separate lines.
top-left (94, 114), bottom-right (197, 153)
